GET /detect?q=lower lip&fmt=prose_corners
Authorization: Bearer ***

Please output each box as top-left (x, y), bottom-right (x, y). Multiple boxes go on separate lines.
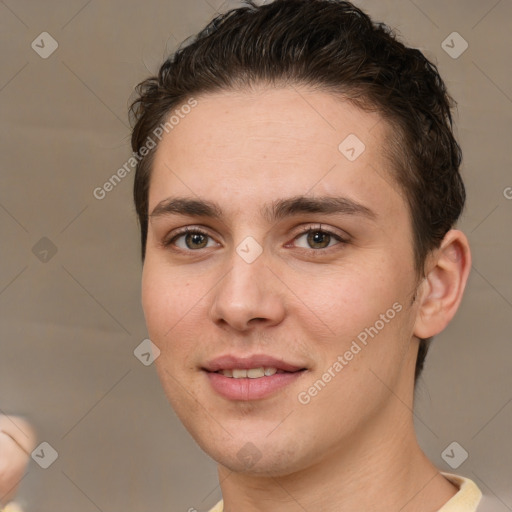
top-left (205, 371), bottom-right (306, 400)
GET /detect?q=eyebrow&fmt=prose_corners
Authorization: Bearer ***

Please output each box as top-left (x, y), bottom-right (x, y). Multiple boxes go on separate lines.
top-left (149, 195), bottom-right (377, 223)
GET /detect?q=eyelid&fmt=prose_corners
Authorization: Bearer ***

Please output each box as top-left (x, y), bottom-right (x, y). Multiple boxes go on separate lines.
top-left (162, 225), bottom-right (215, 248)
top-left (286, 224), bottom-right (349, 254)
top-left (292, 224), bottom-right (350, 242)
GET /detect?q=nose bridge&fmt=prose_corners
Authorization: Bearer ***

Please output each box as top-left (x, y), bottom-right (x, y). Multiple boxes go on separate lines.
top-left (221, 240), bottom-right (269, 307)
top-left (210, 238), bottom-right (285, 330)
top-left (235, 237), bottom-right (268, 285)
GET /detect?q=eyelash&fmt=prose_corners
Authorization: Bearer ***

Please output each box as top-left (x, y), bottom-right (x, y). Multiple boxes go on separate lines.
top-left (162, 225), bottom-right (349, 255)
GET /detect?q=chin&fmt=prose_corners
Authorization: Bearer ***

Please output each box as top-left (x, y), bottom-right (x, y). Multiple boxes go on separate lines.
top-left (217, 453), bottom-right (301, 477)
top-left (200, 436), bottom-right (308, 477)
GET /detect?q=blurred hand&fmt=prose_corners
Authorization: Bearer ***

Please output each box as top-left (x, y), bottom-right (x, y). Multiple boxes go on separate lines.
top-left (0, 416), bottom-right (36, 508)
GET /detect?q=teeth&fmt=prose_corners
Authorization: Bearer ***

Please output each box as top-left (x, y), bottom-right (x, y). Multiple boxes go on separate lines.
top-left (220, 367), bottom-right (278, 378)
top-left (247, 367), bottom-right (265, 378)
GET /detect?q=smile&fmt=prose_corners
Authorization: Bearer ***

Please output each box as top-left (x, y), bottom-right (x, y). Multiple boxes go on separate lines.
top-left (205, 368), bottom-right (307, 400)
top-left (216, 367), bottom-right (284, 378)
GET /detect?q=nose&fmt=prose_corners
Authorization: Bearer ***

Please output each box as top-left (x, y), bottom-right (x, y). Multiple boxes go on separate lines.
top-left (209, 247), bottom-right (286, 332)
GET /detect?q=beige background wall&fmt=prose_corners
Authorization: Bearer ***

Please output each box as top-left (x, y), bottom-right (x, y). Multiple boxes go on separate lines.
top-left (1, 0), bottom-right (510, 510)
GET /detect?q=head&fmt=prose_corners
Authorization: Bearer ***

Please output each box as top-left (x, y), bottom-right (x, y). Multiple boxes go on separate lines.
top-left (130, 0), bottom-right (470, 475)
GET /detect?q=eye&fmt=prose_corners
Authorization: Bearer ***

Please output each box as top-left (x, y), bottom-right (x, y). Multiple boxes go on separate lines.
top-left (292, 225), bottom-right (347, 251)
top-left (164, 227), bottom-right (218, 251)
top-left (163, 224), bottom-right (348, 254)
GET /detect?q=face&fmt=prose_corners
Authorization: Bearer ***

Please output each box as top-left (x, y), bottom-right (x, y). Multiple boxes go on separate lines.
top-left (142, 86), bottom-right (422, 476)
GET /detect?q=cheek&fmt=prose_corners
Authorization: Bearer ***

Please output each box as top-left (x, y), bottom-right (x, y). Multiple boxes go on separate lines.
top-left (290, 261), bottom-right (413, 378)
top-left (288, 264), bottom-right (391, 336)
top-left (142, 261), bottom-right (190, 341)
top-left (141, 262), bottom-right (163, 337)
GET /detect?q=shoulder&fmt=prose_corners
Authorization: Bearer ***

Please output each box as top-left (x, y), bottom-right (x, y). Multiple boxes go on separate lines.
top-left (207, 499), bottom-right (224, 512)
top-left (439, 472), bottom-right (482, 511)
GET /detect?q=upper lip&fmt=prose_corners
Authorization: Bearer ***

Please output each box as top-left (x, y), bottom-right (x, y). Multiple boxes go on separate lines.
top-left (203, 354), bottom-right (306, 372)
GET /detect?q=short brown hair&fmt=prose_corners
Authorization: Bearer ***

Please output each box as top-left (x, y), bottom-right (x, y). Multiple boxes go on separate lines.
top-left (129, 0), bottom-right (465, 383)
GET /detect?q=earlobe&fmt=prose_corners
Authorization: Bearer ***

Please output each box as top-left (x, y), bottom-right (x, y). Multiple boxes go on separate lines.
top-left (413, 229), bottom-right (472, 339)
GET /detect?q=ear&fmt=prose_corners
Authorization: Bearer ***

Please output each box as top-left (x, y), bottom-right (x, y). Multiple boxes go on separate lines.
top-left (413, 229), bottom-right (472, 339)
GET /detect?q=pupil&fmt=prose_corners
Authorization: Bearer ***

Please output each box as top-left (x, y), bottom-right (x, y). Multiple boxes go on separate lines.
top-left (308, 231), bottom-right (329, 249)
top-left (187, 233), bottom-right (207, 249)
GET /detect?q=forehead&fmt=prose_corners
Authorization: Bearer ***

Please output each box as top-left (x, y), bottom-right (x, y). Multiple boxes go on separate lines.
top-left (149, 86), bottom-right (404, 220)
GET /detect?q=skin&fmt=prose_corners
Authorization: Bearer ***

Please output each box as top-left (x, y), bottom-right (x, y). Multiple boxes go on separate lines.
top-left (141, 86), bottom-right (471, 512)
top-left (0, 415), bottom-right (35, 507)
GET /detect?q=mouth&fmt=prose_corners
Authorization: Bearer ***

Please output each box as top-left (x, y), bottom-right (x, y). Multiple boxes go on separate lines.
top-left (202, 353), bottom-right (307, 373)
top-left (202, 354), bottom-right (308, 400)
top-left (211, 367), bottom-right (306, 378)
